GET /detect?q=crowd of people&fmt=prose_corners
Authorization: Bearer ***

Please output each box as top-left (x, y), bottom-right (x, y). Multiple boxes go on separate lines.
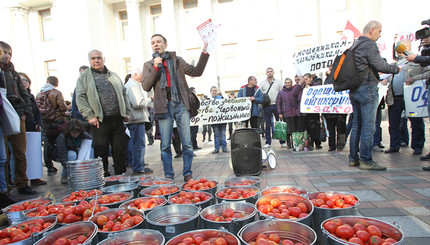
top-left (1, 20), bottom-right (430, 209)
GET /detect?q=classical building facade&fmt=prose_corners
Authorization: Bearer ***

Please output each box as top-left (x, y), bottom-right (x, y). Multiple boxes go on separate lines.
top-left (0, 0), bottom-right (426, 98)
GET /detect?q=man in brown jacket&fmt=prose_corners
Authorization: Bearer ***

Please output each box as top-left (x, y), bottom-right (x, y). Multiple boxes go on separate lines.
top-left (36, 76), bottom-right (68, 176)
top-left (142, 34), bottom-right (208, 181)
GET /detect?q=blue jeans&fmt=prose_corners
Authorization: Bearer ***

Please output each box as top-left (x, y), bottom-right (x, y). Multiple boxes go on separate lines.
top-left (263, 104), bottom-right (284, 145)
top-left (0, 127), bottom-right (8, 192)
top-left (349, 85), bottom-right (379, 163)
top-left (211, 124), bottom-right (227, 151)
top-left (63, 150), bottom-right (78, 177)
top-left (127, 123), bottom-right (146, 173)
top-left (158, 101), bottom-right (193, 178)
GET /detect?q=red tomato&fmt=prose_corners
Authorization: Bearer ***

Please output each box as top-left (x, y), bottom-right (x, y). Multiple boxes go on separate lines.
top-left (270, 198), bottom-right (281, 208)
top-left (353, 223), bottom-right (367, 232)
top-left (356, 230), bottom-right (371, 243)
top-left (348, 237), bottom-right (364, 244)
top-left (281, 240), bottom-right (294, 245)
top-left (323, 221), bottom-right (337, 234)
top-left (268, 234), bottom-right (280, 243)
top-left (296, 202), bottom-right (307, 213)
top-left (11, 233), bottom-right (28, 243)
top-left (369, 236), bottom-right (383, 245)
top-left (214, 238), bottom-right (227, 245)
top-left (54, 238), bottom-right (70, 245)
top-left (335, 224), bottom-right (354, 240)
top-left (367, 225), bottom-right (382, 238)
top-left (255, 238), bottom-right (268, 245)
top-left (132, 215), bottom-right (144, 225)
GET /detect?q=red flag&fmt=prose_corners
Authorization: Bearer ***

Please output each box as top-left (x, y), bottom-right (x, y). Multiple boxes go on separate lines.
top-left (341, 21), bottom-right (361, 40)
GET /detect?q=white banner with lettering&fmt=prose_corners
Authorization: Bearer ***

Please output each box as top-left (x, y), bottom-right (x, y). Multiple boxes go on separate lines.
top-left (190, 98), bottom-right (252, 126)
top-left (300, 83), bottom-right (388, 114)
top-left (404, 79), bottom-right (428, 117)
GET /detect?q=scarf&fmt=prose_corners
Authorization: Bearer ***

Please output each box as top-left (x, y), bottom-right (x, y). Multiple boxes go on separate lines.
top-left (152, 52), bottom-right (181, 103)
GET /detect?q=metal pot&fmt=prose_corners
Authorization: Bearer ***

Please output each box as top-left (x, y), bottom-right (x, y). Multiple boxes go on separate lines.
top-left (308, 191), bottom-right (360, 245)
top-left (119, 175), bottom-right (149, 184)
top-left (89, 208), bottom-right (145, 240)
top-left (260, 185), bottom-right (309, 197)
top-left (24, 202), bottom-right (75, 219)
top-left (34, 221), bottom-right (98, 245)
top-left (321, 216), bottom-right (404, 245)
top-left (2, 216), bottom-right (57, 245)
top-left (238, 219), bottom-right (317, 245)
top-left (3, 197), bottom-right (52, 224)
top-left (138, 177), bottom-right (175, 190)
top-left (168, 191), bottom-right (214, 209)
top-left (224, 176), bottom-right (261, 188)
top-left (256, 193), bottom-right (314, 226)
top-left (140, 183), bottom-right (181, 198)
top-left (60, 189), bottom-right (103, 204)
top-left (215, 186), bottom-right (260, 204)
top-left (103, 183), bottom-right (139, 198)
top-left (67, 158), bottom-right (105, 190)
top-left (145, 204), bottom-right (200, 241)
top-left (91, 192), bottom-right (134, 209)
top-left (97, 229), bottom-right (165, 245)
top-left (200, 202), bottom-right (257, 234)
top-left (166, 228), bottom-right (240, 245)
top-left (119, 196), bottom-right (167, 215)
top-left (104, 174), bottom-right (130, 187)
top-left (181, 181), bottom-right (218, 196)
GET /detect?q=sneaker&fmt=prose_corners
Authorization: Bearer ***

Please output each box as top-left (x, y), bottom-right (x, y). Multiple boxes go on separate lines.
top-left (30, 179), bottom-right (47, 186)
top-left (61, 176), bottom-right (68, 185)
top-left (420, 153), bottom-right (430, 161)
top-left (264, 144), bottom-right (271, 148)
top-left (18, 185), bottom-right (36, 195)
top-left (184, 175), bottom-right (193, 182)
top-left (377, 144), bottom-right (385, 149)
top-left (212, 150), bottom-right (219, 154)
top-left (174, 154), bottom-right (182, 158)
top-left (423, 166), bottom-right (430, 171)
top-left (47, 167), bottom-right (58, 176)
top-left (373, 145), bottom-right (383, 152)
top-left (281, 143), bottom-right (287, 148)
top-left (222, 149), bottom-right (230, 153)
top-left (349, 161), bottom-right (359, 167)
top-left (359, 161), bottom-right (387, 170)
top-left (143, 168), bottom-right (154, 174)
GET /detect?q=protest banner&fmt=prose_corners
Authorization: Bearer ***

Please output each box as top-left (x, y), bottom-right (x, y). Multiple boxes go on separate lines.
top-left (404, 79), bottom-right (428, 117)
top-left (25, 132), bottom-right (43, 180)
top-left (300, 83), bottom-right (387, 114)
top-left (190, 97), bottom-right (251, 126)
top-left (197, 19), bottom-right (220, 53)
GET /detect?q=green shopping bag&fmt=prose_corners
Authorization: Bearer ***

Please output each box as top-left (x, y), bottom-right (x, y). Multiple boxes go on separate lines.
top-left (273, 121), bottom-right (287, 141)
top-left (292, 131), bottom-right (310, 151)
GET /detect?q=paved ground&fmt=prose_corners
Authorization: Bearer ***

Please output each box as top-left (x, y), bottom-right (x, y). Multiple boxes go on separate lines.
top-left (7, 121), bottom-right (430, 244)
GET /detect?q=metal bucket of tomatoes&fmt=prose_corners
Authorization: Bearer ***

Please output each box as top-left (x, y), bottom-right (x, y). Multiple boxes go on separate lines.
top-left (321, 216), bottom-right (404, 245)
top-left (3, 197), bottom-right (52, 225)
top-left (166, 228), bottom-right (240, 245)
top-left (168, 190), bottom-right (214, 209)
top-left (138, 177), bottom-right (175, 191)
top-left (200, 202), bottom-right (257, 234)
top-left (90, 192), bottom-right (134, 209)
top-left (140, 183), bottom-right (181, 199)
top-left (224, 176), bottom-right (261, 189)
top-left (119, 196), bottom-right (167, 215)
top-left (256, 193), bottom-right (314, 226)
top-left (97, 229), bottom-right (165, 245)
top-left (260, 185), bottom-right (309, 197)
top-left (34, 221), bottom-right (98, 245)
top-left (102, 183), bottom-right (139, 198)
top-left (238, 219), bottom-right (317, 245)
top-left (215, 186), bottom-right (260, 204)
top-left (181, 178), bottom-right (218, 196)
top-left (307, 191), bottom-right (360, 245)
top-left (146, 204), bottom-right (200, 241)
top-left (0, 216), bottom-right (56, 244)
top-left (104, 174), bottom-right (130, 187)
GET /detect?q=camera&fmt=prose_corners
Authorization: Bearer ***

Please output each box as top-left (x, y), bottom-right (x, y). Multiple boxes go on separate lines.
top-left (416, 19), bottom-right (430, 40)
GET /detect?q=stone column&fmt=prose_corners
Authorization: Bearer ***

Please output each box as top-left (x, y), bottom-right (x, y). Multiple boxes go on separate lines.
top-left (160, 0), bottom-right (177, 50)
top-left (126, 0), bottom-right (144, 67)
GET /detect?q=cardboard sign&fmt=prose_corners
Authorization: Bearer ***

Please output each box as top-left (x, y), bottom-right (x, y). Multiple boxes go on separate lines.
top-left (300, 84), bottom-right (352, 114)
top-left (404, 79), bottom-right (428, 117)
top-left (197, 19), bottom-right (220, 53)
top-left (190, 98), bottom-right (252, 126)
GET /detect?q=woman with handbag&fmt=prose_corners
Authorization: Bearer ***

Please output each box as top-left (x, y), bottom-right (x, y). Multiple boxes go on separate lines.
top-left (276, 78), bottom-right (297, 149)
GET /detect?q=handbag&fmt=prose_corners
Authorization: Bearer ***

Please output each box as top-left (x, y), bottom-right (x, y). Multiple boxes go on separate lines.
top-left (273, 121), bottom-right (287, 141)
top-left (0, 87), bottom-right (21, 135)
top-left (262, 82), bottom-right (274, 108)
top-left (188, 91), bottom-right (200, 118)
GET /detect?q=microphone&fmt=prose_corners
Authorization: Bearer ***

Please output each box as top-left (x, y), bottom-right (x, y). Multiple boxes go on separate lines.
top-left (154, 51), bottom-right (162, 68)
top-left (395, 43), bottom-right (411, 56)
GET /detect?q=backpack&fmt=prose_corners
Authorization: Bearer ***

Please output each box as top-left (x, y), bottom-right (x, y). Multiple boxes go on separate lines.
top-left (331, 40), bottom-right (367, 92)
top-left (36, 90), bottom-right (56, 121)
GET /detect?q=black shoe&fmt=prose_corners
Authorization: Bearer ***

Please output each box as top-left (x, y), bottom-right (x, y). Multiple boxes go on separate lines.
top-left (420, 153), bottom-right (430, 161)
top-left (193, 147), bottom-right (202, 150)
top-left (223, 149), bottom-right (230, 153)
top-left (328, 148), bottom-right (336, 152)
top-left (377, 144), bottom-right (385, 149)
top-left (202, 138), bottom-right (205, 142)
top-left (413, 148), bottom-right (423, 155)
top-left (384, 148), bottom-right (399, 154)
top-left (227, 137), bottom-right (231, 140)
top-left (184, 175), bottom-right (193, 182)
top-left (212, 150), bottom-right (219, 154)
top-left (147, 142), bottom-right (154, 146)
top-left (208, 139), bottom-right (212, 142)
top-left (316, 145), bottom-right (323, 149)
top-left (47, 167), bottom-right (58, 176)
top-left (174, 154), bottom-right (182, 158)
top-left (18, 185), bottom-right (36, 195)
top-left (104, 171), bottom-right (111, 177)
top-left (423, 166), bottom-right (430, 171)
top-left (30, 179), bottom-right (47, 186)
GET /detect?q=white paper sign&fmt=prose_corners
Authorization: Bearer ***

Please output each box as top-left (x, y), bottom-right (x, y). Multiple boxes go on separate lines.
top-left (77, 139), bottom-right (93, 160)
top-left (190, 98), bottom-right (252, 126)
top-left (404, 79), bottom-right (428, 117)
top-left (197, 19), bottom-right (220, 53)
top-left (300, 85), bottom-right (353, 114)
top-left (25, 132), bottom-right (43, 179)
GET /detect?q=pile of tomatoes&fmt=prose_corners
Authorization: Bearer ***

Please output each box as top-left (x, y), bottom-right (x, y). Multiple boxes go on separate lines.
top-left (216, 187), bottom-right (258, 200)
top-left (123, 197), bottom-right (166, 210)
top-left (7, 199), bottom-right (51, 212)
top-left (91, 193), bottom-right (131, 205)
top-left (323, 218), bottom-right (399, 244)
top-left (56, 200), bottom-right (109, 224)
top-left (25, 203), bottom-right (74, 217)
top-left (261, 186), bottom-right (304, 196)
top-left (257, 197), bottom-right (309, 220)
top-left (182, 178), bottom-right (217, 191)
top-left (52, 235), bottom-right (89, 245)
top-left (94, 210), bottom-right (144, 232)
top-left (61, 189), bottom-right (103, 202)
top-left (0, 219), bottom-right (53, 244)
top-left (248, 233), bottom-right (304, 245)
top-left (105, 175), bottom-right (127, 182)
top-left (176, 234), bottom-right (227, 245)
top-left (169, 191), bottom-right (211, 204)
top-left (309, 192), bottom-right (358, 209)
top-left (226, 179), bottom-right (258, 186)
top-left (203, 207), bottom-right (248, 222)
top-left (139, 179), bottom-right (173, 187)
top-left (146, 185), bottom-right (180, 196)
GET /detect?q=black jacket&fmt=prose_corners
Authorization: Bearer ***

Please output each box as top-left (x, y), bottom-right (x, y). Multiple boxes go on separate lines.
top-left (55, 132), bottom-right (92, 164)
top-left (25, 91), bottom-right (42, 131)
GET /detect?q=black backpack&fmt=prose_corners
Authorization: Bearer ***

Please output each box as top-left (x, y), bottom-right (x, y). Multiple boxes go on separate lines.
top-left (331, 41), bottom-right (367, 92)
